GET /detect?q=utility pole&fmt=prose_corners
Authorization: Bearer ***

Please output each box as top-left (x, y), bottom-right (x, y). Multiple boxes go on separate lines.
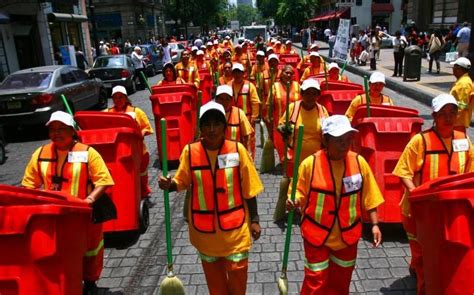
top-left (88, 0), bottom-right (100, 57)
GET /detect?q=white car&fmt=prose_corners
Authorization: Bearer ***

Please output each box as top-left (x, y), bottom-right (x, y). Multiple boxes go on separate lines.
top-left (169, 42), bottom-right (186, 64)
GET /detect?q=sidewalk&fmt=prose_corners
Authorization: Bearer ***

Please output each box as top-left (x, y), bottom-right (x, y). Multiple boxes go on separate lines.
top-left (294, 41), bottom-right (456, 107)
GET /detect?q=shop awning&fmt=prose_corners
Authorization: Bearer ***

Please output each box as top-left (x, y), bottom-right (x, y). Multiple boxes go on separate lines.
top-left (371, 3), bottom-right (394, 13)
top-left (308, 8), bottom-right (349, 22)
top-left (0, 11), bottom-right (10, 24)
top-left (47, 13), bottom-right (88, 23)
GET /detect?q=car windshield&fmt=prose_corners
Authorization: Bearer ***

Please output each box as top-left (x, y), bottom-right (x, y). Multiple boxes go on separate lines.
top-left (0, 72), bottom-right (53, 90)
top-left (93, 56), bottom-right (125, 68)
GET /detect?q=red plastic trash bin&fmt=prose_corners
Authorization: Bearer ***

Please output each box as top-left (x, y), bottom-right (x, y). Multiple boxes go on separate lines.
top-left (199, 70), bottom-right (213, 104)
top-left (150, 91), bottom-right (195, 164)
top-left (151, 84), bottom-right (197, 99)
top-left (279, 54), bottom-right (301, 68)
top-left (352, 105), bottom-right (423, 223)
top-left (0, 185), bottom-right (90, 295)
top-left (318, 89), bottom-right (364, 115)
top-left (319, 81), bottom-right (363, 91)
top-left (409, 172), bottom-right (474, 295)
top-left (75, 111), bottom-right (148, 246)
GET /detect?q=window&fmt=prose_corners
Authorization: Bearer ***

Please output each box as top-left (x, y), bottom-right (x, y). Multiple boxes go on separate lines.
top-left (61, 68), bottom-right (76, 85)
top-left (356, 0), bottom-right (362, 5)
top-left (73, 70), bottom-right (88, 82)
top-left (0, 72), bottom-right (53, 90)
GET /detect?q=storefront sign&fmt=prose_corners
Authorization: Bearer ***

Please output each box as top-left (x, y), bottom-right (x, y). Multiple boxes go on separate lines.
top-left (333, 18), bottom-right (350, 61)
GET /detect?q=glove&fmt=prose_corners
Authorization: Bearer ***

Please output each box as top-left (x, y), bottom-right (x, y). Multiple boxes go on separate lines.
top-left (277, 124), bottom-right (293, 140)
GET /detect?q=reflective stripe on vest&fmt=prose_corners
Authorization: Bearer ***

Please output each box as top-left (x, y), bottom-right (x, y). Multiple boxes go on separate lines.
top-left (233, 82), bottom-right (251, 117)
top-left (226, 106), bottom-right (242, 142)
top-left (199, 252), bottom-right (249, 263)
top-left (301, 150), bottom-right (363, 247)
top-left (189, 140), bottom-right (245, 233)
top-left (37, 142), bottom-right (90, 199)
top-left (288, 101), bottom-right (327, 150)
top-left (273, 81), bottom-right (300, 125)
top-left (419, 129), bottom-right (470, 184)
top-left (305, 258), bottom-right (329, 272)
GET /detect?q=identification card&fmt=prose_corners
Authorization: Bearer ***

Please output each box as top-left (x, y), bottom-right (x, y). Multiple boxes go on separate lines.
top-left (126, 112), bottom-right (136, 119)
top-left (343, 173), bottom-right (362, 193)
top-left (453, 139), bottom-right (469, 152)
top-left (218, 152), bottom-right (240, 169)
top-left (68, 151), bottom-right (89, 163)
top-left (242, 84), bottom-right (249, 93)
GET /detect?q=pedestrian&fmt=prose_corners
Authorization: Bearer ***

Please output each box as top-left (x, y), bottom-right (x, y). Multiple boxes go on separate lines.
top-left (427, 30), bottom-right (443, 74)
top-left (287, 114), bottom-right (383, 294)
top-left (392, 31), bottom-right (408, 77)
top-left (21, 111), bottom-right (114, 294)
top-left (75, 46), bottom-right (88, 70)
top-left (393, 93), bottom-right (474, 295)
top-left (300, 52), bottom-right (324, 82)
top-left (345, 72), bottom-right (393, 121)
top-left (175, 50), bottom-right (200, 88)
top-left (349, 33), bottom-right (358, 64)
top-left (99, 40), bottom-right (109, 56)
top-left (219, 61), bottom-right (234, 85)
top-left (449, 57), bottom-right (473, 132)
top-left (297, 43), bottom-right (320, 72)
top-left (328, 31), bottom-right (336, 58)
top-left (110, 42), bottom-right (120, 55)
top-left (105, 86), bottom-right (153, 198)
top-left (160, 38), bottom-right (172, 65)
top-left (131, 46), bottom-right (147, 89)
top-left (358, 30), bottom-right (368, 50)
top-left (369, 30), bottom-right (380, 70)
top-left (156, 62), bottom-right (186, 86)
top-left (214, 85), bottom-right (253, 151)
top-left (158, 101), bottom-right (263, 295)
top-left (351, 41), bottom-right (363, 65)
top-left (455, 21), bottom-right (471, 57)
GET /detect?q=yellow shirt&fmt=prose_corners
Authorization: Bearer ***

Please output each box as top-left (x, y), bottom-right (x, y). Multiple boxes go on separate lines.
top-left (226, 107), bottom-right (254, 138)
top-left (290, 153), bottom-right (384, 251)
top-left (450, 73), bottom-right (473, 128)
top-left (392, 133), bottom-right (474, 215)
top-left (279, 102), bottom-right (329, 163)
top-left (300, 65), bottom-right (323, 82)
top-left (22, 145), bottom-right (114, 190)
top-left (228, 80), bottom-right (261, 122)
top-left (345, 94), bottom-right (394, 121)
top-left (172, 142), bottom-right (263, 257)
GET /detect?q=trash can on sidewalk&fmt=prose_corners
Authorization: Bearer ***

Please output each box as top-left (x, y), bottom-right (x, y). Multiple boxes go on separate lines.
top-left (403, 45), bottom-right (422, 81)
top-left (409, 172), bottom-right (474, 295)
top-left (0, 185), bottom-right (91, 295)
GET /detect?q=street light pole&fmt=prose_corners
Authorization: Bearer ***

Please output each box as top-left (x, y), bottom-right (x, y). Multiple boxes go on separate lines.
top-left (88, 0), bottom-right (100, 58)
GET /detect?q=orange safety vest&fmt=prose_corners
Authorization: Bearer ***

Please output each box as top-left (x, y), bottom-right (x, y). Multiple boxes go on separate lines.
top-left (272, 81), bottom-right (300, 126)
top-left (288, 100), bottom-right (326, 151)
top-left (418, 129), bottom-right (470, 184)
top-left (189, 140), bottom-right (245, 233)
top-left (219, 75), bottom-right (232, 86)
top-left (226, 106), bottom-right (242, 142)
top-left (231, 81), bottom-right (252, 118)
top-left (176, 63), bottom-right (197, 85)
top-left (357, 94), bottom-right (391, 105)
top-left (37, 142), bottom-right (91, 199)
top-left (301, 150), bottom-right (363, 247)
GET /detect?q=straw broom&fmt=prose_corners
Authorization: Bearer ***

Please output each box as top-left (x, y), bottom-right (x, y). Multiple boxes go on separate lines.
top-left (159, 119), bottom-right (185, 295)
top-left (260, 69), bottom-right (276, 173)
top-left (256, 72), bottom-right (265, 148)
top-left (273, 82), bottom-right (292, 222)
top-left (277, 125), bottom-right (304, 295)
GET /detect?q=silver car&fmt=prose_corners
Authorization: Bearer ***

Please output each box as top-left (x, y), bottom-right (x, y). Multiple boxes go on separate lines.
top-left (169, 42), bottom-right (186, 64)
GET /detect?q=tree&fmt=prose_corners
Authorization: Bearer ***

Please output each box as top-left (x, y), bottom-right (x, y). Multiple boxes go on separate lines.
top-left (256, 0), bottom-right (281, 19)
top-left (276, 0), bottom-right (318, 27)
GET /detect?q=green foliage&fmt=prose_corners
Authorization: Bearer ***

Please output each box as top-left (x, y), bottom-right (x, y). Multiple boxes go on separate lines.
top-left (276, 0), bottom-right (318, 26)
top-left (225, 4), bottom-right (262, 27)
top-left (165, 0), bottom-right (227, 29)
top-left (256, 0), bottom-right (281, 19)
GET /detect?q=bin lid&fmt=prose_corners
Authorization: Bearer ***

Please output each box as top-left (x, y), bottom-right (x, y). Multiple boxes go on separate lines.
top-left (320, 81), bottom-right (363, 91)
top-left (151, 84), bottom-right (197, 97)
top-left (74, 111), bottom-right (141, 132)
top-left (0, 184), bottom-right (88, 207)
top-left (352, 105), bottom-right (419, 123)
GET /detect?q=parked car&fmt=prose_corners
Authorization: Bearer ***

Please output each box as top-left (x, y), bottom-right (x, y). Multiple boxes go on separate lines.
top-left (379, 32), bottom-right (395, 48)
top-left (0, 65), bottom-right (107, 128)
top-left (89, 55), bottom-right (139, 94)
top-left (169, 42), bottom-right (186, 64)
top-left (0, 124), bottom-right (5, 164)
top-left (126, 44), bottom-right (163, 76)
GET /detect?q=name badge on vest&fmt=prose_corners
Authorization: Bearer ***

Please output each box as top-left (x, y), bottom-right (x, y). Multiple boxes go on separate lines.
top-left (68, 151), bottom-right (89, 163)
top-left (242, 84), bottom-right (249, 93)
top-left (343, 173), bottom-right (362, 193)
top-left (189, 66), bottom-right (194, 71)
top-left (218, 152), bottom-right (240, 169)
top-left (382, 102), bottom-right (391, 106)
top-left (453, 139), bottom-right (469, 152)
top-left (126, 112), bottom-right (136, 119)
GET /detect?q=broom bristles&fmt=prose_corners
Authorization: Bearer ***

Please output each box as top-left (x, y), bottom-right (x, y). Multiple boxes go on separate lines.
top-left (260, 139), bottom-right (275, 173)
top-left (273, 176), bottom-right (290, 222)
top-left (159, 274), bottom-right (185, 295)
top-left (278, 276), bottom-right (288, 295)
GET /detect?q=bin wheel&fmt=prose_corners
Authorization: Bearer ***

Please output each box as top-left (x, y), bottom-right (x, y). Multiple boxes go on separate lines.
top-left (0, 142), bottom-right (5, 165)
top-left (139, 199), bottom-right (150, 234)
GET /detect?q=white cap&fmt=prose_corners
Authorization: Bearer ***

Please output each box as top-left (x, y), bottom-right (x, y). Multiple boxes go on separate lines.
top-left (301, 79), bottom-right (320, 91)
top-left (191, 46), bottom-right (198, 51)
top-left (432, 93), bottom-right (458, 112)
top-left (268, 54), bottom-right (279, 62)
top-left (234, 44), bottom-right (242, 49)
top-left (286, 40), bottom-right (292, 45)
top-left (309, 51), bottom-right (320, 57)
top-left (369, 71), bottom-right (386, 84)
top-left (213, 40), bottom-right (219, 45)
top-left (46, 111), bottom-right (75, 128)
top-left (134, 46), bottom-right (141, 51)
top-left (250, 41), bottom-right (255, 45)
top-left (266, 47), bottom-right (274, 52)
top-left (216, 85), bottom-right (233, 97)
top-left (322, 115), bottom-right (358, 137)
top-left (99, 41), bottom-right (104, 44)
top-left (328, 62), bottom-right (340, 71)
top-left (196, 50), bottom-right (204, 56)
top-left (207, 41), bottom-right (213, 46)
top-left (450, 57), bottom-right (471, 69)
top-left (112, 85), bottom-right (127, 96)
top-left (225, 36), bottom-right (231, 39)
top-left (199, 101), bottom-right (226, 119)
top-left (200, 45), bottom-right (206, 49)
top-left (256, 50), bottom-right (265, 57)
top-left (232, 63), bottom-right (245, 72)
top-left (275, 40), bottom-right (281, 45)
top-left (310, 43), bottom-right (319, 50)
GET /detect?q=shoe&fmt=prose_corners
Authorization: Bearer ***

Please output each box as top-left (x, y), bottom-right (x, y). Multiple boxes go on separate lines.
top-left (391, 74), bottom-right (397, 77)
top-left (426, 69), bottom-right (432, 73)
top-left (437, 70), bottom-right (440, 74)
top-left (83, 281), bottom-right (98, 295)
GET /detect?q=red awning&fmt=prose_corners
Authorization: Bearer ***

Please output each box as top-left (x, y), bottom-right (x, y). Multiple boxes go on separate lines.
top-left (371, 3), bottom-right (394, 13)
top-left (308, 8), bottom-right (349, 22)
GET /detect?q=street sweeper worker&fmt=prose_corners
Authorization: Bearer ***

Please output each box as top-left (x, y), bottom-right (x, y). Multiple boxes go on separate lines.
top-left (21, 111), bottom-right (114, 294)
top-left (327, 62), bottom-right (349, 82)
top-left (393, 93), bottom-right (474, 295)
top-left (287, 115), bottom-right (384, 295)
top-left (300, 52), bottom-right (325, 82)
top-left (215, 85), bottom-right (254, 151)
top-left (158, 101), bottom-right (263, 295)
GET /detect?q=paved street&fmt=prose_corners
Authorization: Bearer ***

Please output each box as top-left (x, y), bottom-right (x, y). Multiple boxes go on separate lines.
top-left (1, 71), bottom-right (473, 295)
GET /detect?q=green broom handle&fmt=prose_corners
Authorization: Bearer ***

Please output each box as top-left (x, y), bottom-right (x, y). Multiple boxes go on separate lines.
top-left (282, 81), bottom-right (291, 174)
top-left (323, 61), bottom-right (329, 90)
top-left (282, 125), bottom-right (304, 271)
top-left (60, 94), bottom-right (78, 130)
top-left (160, 119), bottom-right (173, 268)
top-left (340, 60), bottom-right (348, 75)
top-left (196, 91), bottom-right (202, 139)
top-left (363, 75), bottom-right (371, 117)
top-left (140, 71), bottom-right (152, 94)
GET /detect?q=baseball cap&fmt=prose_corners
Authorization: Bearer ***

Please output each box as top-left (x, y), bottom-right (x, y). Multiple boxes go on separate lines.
top-left (286, 40), bottom-right (292, 45)
top-left (213, 40), bottom-right (219, 45)
top-left (309, 51), bottom-right (320, 57)
top-left (112, 85), bottom-right (127, 97)
top-left (216, 85), bottom-right (233, 97)
top-left (301, 79), bottom-right (320, 91)
top-left (266, 47), bottom-right (274, 52)
top-left (191, 46), bottom-right (198, 51)
top-left (196, 50), bottom-right (204, 56)
top-left (206, 41), bottom-right (213, 46)
top-left (225, 36), bottom-right (231, 40)
top-left (328, 62), bottom-right (340, 71)
top-left (310, 43), bottom-right (319, 50)
top-left (200, 45), bottom-right (206, 50)
top-left (275, 40), bottom-right (281, 45)
top-left (199, 101), bottom-right (226, 119)
top-left (432, 93), bottom-right (458, 112)
top-left (232, 63), bottom-right (245, 72)
top-left (268, 54), bottom-right (279, 62)
top-left (322, 115), bottom-right (358, 137)
top-left (256, 50), bottom-right (265, 57)
top-left (369, 71), bottom-right (386, 84)
top-left (46, 111), bottom-right (75, 128)
top-left (450, 57), bottom-right (471, 69)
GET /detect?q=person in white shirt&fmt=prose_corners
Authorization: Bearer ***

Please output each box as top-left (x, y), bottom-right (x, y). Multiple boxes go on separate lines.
top-left (392, 31), bottom-right (408, 76)
top-left (99, 41), bottom-right (109, 56)
top-left (131, 46), bottom-right (147, 89)
top-left (160, 38), bottom-right (172, 64)
top-left (456, 22), bottom-right (471, 57)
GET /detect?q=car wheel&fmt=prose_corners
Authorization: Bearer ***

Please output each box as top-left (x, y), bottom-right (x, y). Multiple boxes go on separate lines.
top-left (149, 66), bottom-right (156, 77)
top-left (96, 88), bottom-right (108, 110)
top-left (139, 199), bottom-right (150, 234)
top-left (0, 142), bottom-right (6, 165)
top-left (128, 78), bottom-right (137, 94)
